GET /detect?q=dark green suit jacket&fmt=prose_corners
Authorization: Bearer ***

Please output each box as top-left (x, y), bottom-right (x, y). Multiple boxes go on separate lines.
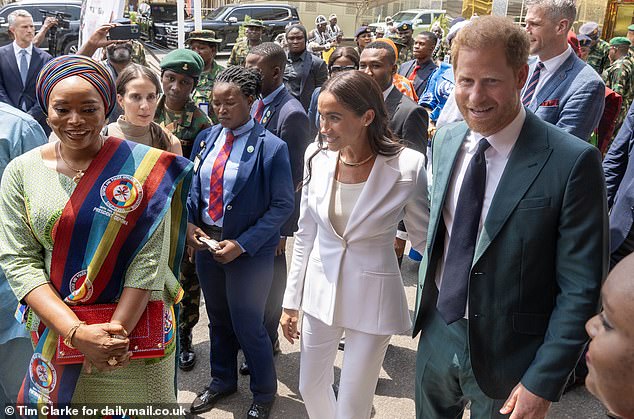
top-left (413, 110), bottom-right (608, 402)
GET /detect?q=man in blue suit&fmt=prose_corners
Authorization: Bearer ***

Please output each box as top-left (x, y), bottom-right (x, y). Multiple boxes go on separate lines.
top-left (187, 66), bottom-right (294, 418)
top-left (604, 103), bottom-right (634, 266)
top-left (244, 42), bottom-right (311, 375)
top-left (522, 0), bottom-right (604, 142)
top-left (0, 10), bottom-right (52, 134)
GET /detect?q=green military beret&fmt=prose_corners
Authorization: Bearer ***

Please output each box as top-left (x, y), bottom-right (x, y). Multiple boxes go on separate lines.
top-left (609, 36), bottom-right (631, 46)
top-left (628, 24), bottom-right (634, 32)
top-left (245, 19), bottom-right (264, 28)
top-left (397, 21), bottom-right (413, 31)
top-left (186, 30), bottom-right (222, 44)
top-left (160, 49), bottom-right (204, 78)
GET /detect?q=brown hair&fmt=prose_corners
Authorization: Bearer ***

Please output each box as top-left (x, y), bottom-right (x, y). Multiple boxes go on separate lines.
top-left (304, 70), bottom-right (402, 185)
top-left (451, 16), bottom-right (530, 73)
top-left (328, 47), bottom-right (360, 68)
top-left (116, 64), bottom-right (171, 151)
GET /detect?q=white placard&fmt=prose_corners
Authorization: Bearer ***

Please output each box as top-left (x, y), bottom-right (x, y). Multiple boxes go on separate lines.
top-left (79, 0), bottom-right (126, 59)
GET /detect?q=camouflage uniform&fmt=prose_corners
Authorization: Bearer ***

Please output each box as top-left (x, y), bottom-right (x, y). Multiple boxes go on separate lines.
top-left (192, 60), bottom-right (225, 124)
top-left (603, 55), bottom-right (634, 132)
top-left (154, 96), bottom-right (211, 340)
top-left (397, 38), bottom-right (414, 65)
top-left (131, 40), bottom-right (147, 67)
top-left (433, 41), bottom-right (449, 63)
top-left (228, 39), bottom-right (258, 67)
top-left (587, 39), bottom-right (610, 75)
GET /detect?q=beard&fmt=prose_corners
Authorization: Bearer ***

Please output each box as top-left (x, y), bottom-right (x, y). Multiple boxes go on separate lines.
top-left (108, 45), bottom-right (132, 64)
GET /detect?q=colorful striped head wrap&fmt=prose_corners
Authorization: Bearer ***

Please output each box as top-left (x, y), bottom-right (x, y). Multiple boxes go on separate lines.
top-left (36, 54), bottom-right (117, 117)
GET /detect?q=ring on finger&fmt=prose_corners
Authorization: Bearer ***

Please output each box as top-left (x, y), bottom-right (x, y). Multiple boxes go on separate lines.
top-left (107, 357), bottom-right (118, 366)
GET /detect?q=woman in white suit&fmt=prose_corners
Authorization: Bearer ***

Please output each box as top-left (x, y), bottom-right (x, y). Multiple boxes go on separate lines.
top-left (281, 70), bottom-right (429, 419)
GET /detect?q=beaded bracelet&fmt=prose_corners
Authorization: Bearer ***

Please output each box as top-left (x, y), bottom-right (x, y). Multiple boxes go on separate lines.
top-left (63, 321), bottom-right (86, 349)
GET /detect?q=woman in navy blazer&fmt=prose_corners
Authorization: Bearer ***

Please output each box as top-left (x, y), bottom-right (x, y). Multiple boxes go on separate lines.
top-left (186, 66), bottom-right (294, 419)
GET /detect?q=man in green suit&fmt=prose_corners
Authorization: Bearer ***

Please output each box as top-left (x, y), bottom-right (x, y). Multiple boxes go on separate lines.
top-left (413, 16), bottom-right (608, 419)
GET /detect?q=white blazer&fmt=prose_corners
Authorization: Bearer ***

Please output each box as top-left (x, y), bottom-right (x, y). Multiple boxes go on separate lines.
top-left (283, 143), bottom-right (429, 335)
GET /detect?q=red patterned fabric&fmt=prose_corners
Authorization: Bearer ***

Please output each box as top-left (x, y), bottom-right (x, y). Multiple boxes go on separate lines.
top-left (208, 131), bottom-right (235, 221)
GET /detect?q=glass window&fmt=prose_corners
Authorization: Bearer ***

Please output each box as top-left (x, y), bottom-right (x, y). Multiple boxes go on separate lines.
top-left (250, 7), bottom-right (289, 21)
top-left (226, 8), bottom-right (252, 22)
top-left (206, 5), bottom-right (229, 20)
top-left (419, 14), bottom-right (431, 24)
top-left (391, 12), bottom-right (418, 22)
top-left (64, 5), bottom-right (81, 21)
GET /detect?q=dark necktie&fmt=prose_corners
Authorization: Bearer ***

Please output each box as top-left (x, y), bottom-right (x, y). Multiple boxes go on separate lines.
top-left (207, 131), bottom-right (235, 222)
top-left (437, 137), bottom-right (491, 324)
top-left (521, 62), bottom-right (544, 106)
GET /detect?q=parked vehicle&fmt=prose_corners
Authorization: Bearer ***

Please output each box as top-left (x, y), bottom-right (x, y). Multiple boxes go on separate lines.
top-left (369, 9), bottom-right (447, 33)
top-left (137, 2), bottom-right (179, 46)
top-left (164, 4), bottom-right (300, 50)
top-left (0, 0), bottom-right (81, 55)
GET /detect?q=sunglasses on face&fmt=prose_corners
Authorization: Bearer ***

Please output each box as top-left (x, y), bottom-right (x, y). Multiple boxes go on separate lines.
top-left (330, 65), bottom-right (357, 73)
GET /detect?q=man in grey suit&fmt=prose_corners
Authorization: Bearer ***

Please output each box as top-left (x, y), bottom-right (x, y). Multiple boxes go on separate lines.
top-left (414, 16), bottom-right (607, 419)
top-left (522, 0), bottom-right (604, 141)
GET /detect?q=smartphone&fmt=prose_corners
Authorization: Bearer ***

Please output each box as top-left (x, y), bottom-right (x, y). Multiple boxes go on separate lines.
top-left (109, 24), bottom-right (141, 40)
top-left (199, 236), bottom-right (221, 252)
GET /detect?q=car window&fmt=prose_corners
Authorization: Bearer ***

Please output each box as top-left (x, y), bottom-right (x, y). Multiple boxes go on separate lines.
top-left (206, 5), bottom-right (229, 20)
top-left (419, 14), bottom-right (431, 24)
top-left (151, 4), bottom-right (177, 22)
top-left (25, 6), bottom-right (43, 22)
top-left (250, 7), bottom-right (289, 21)
top-left (64, 5), bottom-right (81, 21)
top-left (226, 8), bottom-right (251, 22)
top-left (391, 12), bottom-right (418, 22)
top-left (0, 6), bottom-right (15, 19)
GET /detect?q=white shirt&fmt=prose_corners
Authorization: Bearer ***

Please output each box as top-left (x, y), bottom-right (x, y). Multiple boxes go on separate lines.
top-left (531, 46), bottom-right (573, 102)
top-left (382, 84), bottom-right (395, 100)
top-left (435, 107), bottom-right (527, 307)
top-left (12, 41), bottom-right (32, 72)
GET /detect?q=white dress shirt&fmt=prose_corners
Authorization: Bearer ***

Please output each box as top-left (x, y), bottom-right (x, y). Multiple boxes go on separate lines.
top-left (531, 46), bottom-right (573, 101)
top-left (435, 107), bottom-right (527, 303)
top-left (12, 41), bottom-right (32, 73)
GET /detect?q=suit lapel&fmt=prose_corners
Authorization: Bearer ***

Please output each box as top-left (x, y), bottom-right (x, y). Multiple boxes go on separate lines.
top-left (428, 123), bottom-right (469, 247)
top-left (314, 148), bottom-right (340, 237)
top-left (226, 123), bottom-right (265, 203)
top-left (385, 88), bottom-right (401, 119)
top-left (416, 61), bottom-right (437, 92)
top-left (300, 52), bottom-right (312, 94)
top-left (343, 154), bottom-right (400, 237)
top-left (26, 50), bottom-right (42, 86)
top-left (263, 89), bottom-right (285, 129)
top-left (529, 54), bottom-right (576, 111)
top-left (473, 112), bottom-right (553, 263)
top-left (5, 49), bottom-right (21, 87)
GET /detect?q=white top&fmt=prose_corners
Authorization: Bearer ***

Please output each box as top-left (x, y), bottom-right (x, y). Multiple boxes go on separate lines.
top-left (435, 107), bottom-right (527, 310)
top-left (530, 46), bottom-right (574, 104)
top-left (329, 179), bottom-right (366, 236)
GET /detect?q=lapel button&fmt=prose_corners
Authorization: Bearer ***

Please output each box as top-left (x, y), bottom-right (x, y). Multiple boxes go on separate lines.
top-left (247, 145), bottom-right (254, 153)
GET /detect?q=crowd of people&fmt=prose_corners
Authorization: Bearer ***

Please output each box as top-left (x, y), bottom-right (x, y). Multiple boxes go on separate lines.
top-left (1, 2), bottom-right (634, 419)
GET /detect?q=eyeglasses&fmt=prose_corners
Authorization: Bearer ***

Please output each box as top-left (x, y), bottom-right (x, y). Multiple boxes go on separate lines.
top-left (330, 65), bottom-right (357, 73)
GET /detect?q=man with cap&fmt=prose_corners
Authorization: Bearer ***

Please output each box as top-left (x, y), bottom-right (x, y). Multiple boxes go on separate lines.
top-left (385, 16), bottom-right (397, 35)
top-left (188, 30), bottom-right (225, 123)
top-left (396, 21), bottom-right (415, 64)
top-left (577, 33), bottom-right (592, 61)
top-left (327, 14), bottom-right (342, 39)
top-left (354, 26), bottom-right (373, 55)
top-left (228, 19), bottom-right (264, 67)
top-left (155, 49), bottom-right (212, 372)
top-left (308, 15), bottom-right (334, 57)
top-left (578, 21), bottom-right (610, 75)
top-left (603, 37), bottom-right (634, 132)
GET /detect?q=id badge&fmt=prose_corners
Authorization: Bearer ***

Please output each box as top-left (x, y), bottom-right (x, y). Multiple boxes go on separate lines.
top-left (198, 102), bottom-right (209, 116)
top-left (193, 154), bottom-right (202, 173)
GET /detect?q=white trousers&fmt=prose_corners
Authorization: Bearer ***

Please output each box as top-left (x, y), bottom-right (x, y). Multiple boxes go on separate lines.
top-left (299, 313), bottom-right (391, 419)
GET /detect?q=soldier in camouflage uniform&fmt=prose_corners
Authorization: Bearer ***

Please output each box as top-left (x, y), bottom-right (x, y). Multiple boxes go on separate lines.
top-left (187, 30), bottom-right (225, 123)
top-left (396, 21), bottom-right (414, 65)
top-left (579, 21), bottom-right (610, 75)
top-left (228, 19), bottom-right (264, 66)
top-left (155, 49), bottom-right (212, 371)
top-left (603, 37), bottom-right (634, 135)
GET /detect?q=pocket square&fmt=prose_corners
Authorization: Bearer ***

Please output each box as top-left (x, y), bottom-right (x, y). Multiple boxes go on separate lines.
top-left (539, 99), bottom-right (559, 107)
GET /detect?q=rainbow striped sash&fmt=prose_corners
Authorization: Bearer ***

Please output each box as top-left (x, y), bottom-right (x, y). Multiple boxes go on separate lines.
top-left (17, 137), bottom-right (192, 417)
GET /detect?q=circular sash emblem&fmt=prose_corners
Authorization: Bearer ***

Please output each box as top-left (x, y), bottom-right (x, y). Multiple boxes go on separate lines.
top-left (66, 270), bottom-right (93, 303)
top-left (29, 353), bottom-right (57, 394)
top-left (100, 175), bottom-right (144, 213)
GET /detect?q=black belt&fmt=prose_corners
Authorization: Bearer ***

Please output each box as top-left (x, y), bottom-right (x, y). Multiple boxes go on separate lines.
top-left (201, 224), bottom-right (222, 241)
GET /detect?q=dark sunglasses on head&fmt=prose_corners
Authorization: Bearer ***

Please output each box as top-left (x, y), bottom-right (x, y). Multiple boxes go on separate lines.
top-left (330, 65), bottom-right (357, 73)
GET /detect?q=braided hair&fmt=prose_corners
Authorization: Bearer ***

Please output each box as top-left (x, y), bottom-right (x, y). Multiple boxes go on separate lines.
top-left (215, 66), bottom-right (262, 99)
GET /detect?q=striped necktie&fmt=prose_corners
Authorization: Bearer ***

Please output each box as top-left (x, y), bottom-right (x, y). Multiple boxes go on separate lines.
top-left (521, 62), bottom-right (544, 106)
top-left (207, 131), bottom-right (236, 222)
top-left (253, 99), bottom-right (265, 122)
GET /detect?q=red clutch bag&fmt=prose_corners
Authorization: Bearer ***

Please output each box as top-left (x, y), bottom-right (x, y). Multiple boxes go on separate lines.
top-left (55, 300), bottom-right (169, 365)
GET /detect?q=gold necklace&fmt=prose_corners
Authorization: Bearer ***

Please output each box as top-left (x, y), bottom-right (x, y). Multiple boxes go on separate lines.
top-left (57, 138), bottom-right (103, 184)
top-left (338, 153), bottom-right (375, 167)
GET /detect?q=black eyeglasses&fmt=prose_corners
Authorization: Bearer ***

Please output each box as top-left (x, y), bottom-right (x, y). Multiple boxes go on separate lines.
top-left (330, 65), bottom-right (357, 73)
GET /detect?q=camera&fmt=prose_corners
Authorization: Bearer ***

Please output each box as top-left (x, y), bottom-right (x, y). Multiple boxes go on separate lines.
top-left (39, 9), bottom-right (71, 29)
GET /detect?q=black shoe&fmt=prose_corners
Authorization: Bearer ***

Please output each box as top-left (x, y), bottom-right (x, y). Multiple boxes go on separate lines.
top-left (179, 332), bottom-right (196, 371)
top-left (247, 401), bottom-right (273, 419)
top-left (239, 361), bottom-right (250, 376)
top-left (190, 387), bottom-right (237, 414)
